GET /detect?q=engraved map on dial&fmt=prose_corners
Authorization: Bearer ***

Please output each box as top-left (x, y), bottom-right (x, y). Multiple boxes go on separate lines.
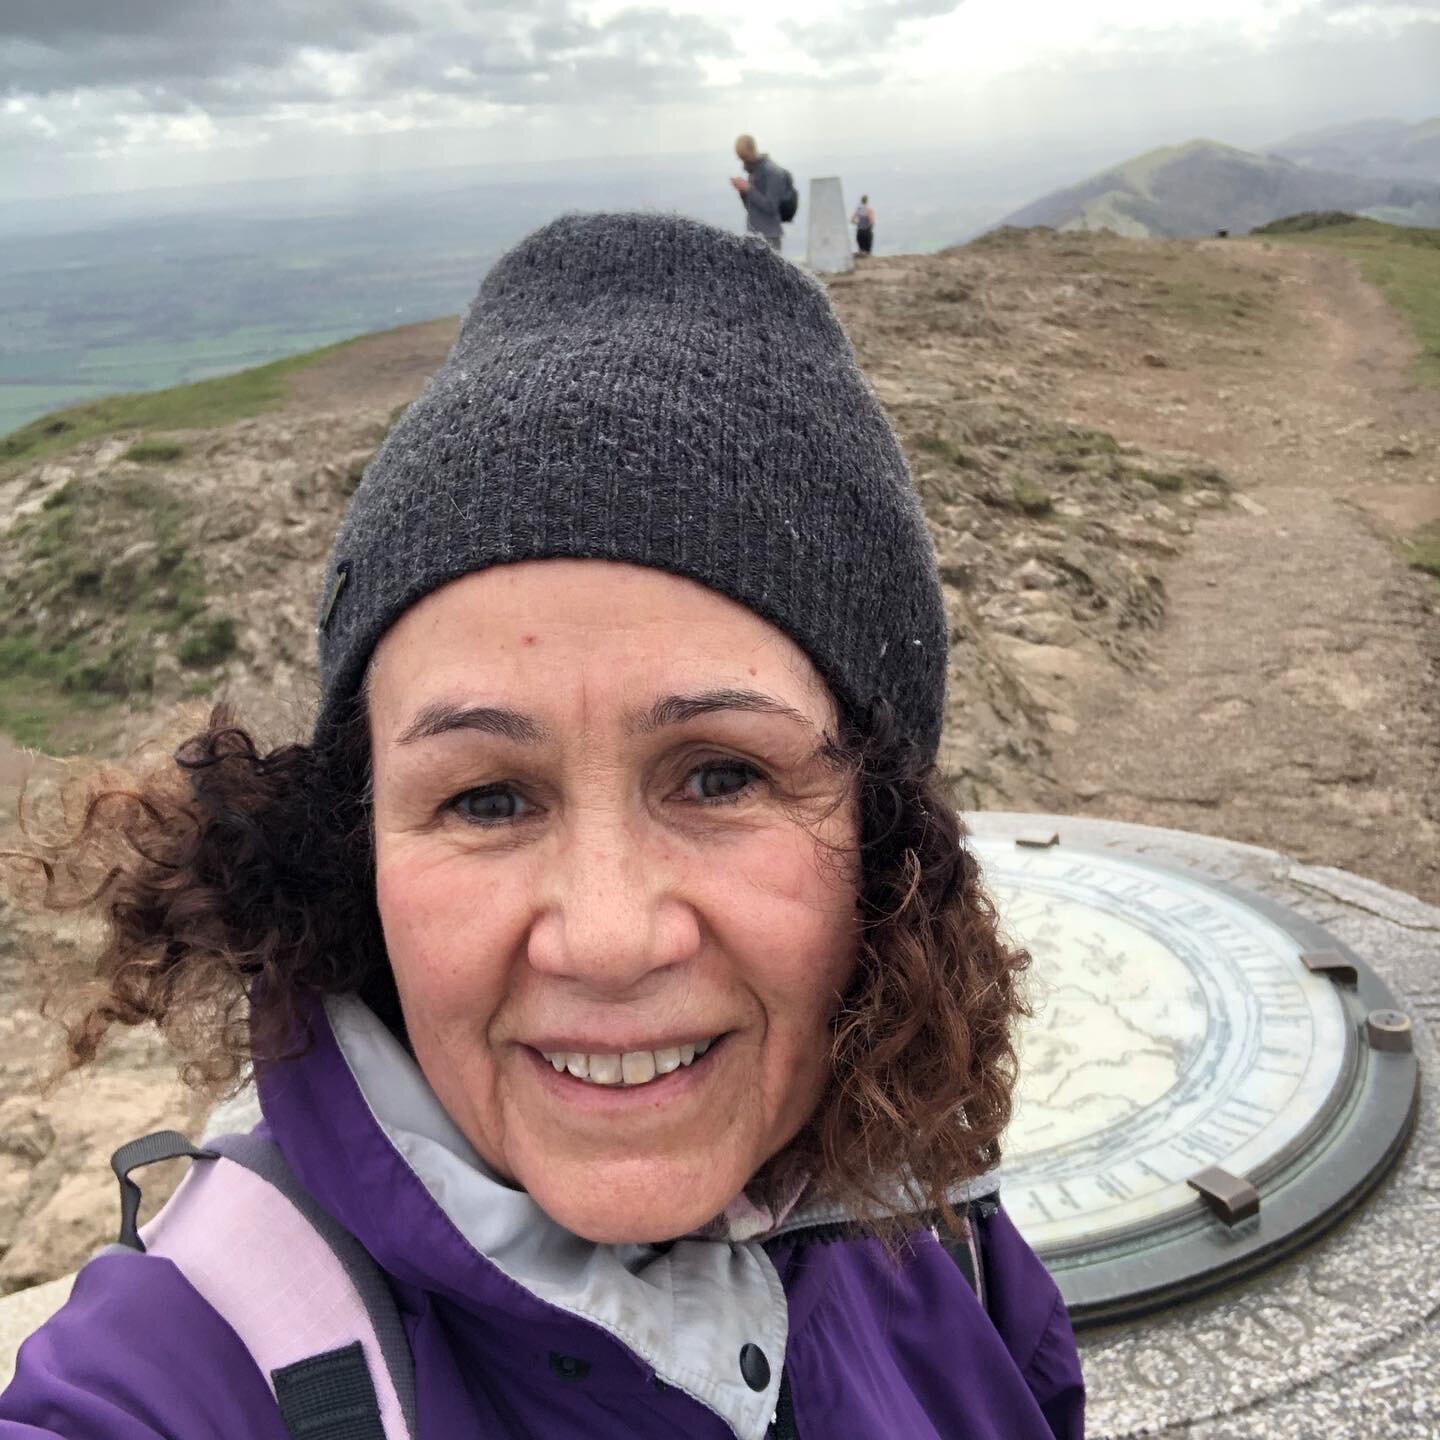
top-left (972, 838), bottom-right (1352, 1253)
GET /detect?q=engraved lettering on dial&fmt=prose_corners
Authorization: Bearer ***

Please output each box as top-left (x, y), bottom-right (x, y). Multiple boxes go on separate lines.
top-left (974, 839), bottom-right (1351, 1252)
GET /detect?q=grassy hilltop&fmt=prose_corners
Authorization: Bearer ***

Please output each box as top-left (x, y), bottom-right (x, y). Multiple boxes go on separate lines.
top-left (0, 338), bottom-right (363, 475)
top-left (1253, 212), bottom-right (1440, 388)
top-left (1254, 213), bottom-right (1440, 579)
top-left (0, 317), bottom-right (456, 751)
top-left (0, 215), bottom-right (1436, 756)
top-left (999, 138), bottom-right (1440, 238)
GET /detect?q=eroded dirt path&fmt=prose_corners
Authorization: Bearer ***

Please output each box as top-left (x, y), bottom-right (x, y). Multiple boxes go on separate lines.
top-left (1050, 240), bottom-right (1440, 902)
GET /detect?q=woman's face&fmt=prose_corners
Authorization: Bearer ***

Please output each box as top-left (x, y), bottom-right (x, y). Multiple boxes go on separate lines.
top-left (367, 560), bottom-right (859, 1243)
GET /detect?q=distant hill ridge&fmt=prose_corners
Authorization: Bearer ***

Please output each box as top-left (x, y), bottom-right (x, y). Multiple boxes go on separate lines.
top-left (996, 135), bottom-right (1440, 239)
top-left (1267, 116), bottom-right (1440, 184)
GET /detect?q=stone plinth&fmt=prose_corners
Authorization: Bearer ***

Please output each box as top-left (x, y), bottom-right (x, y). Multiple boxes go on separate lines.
top-left (806, 176), bottom-right (853, 275)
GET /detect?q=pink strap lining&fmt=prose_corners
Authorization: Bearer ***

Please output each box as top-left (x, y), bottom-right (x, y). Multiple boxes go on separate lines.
top-left (142, 1156), bottom-right (408, 1440)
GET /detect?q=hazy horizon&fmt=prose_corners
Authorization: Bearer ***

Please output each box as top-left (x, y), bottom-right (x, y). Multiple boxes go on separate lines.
top-left (3, 0), bottom-right (1437, 437)
top-left (3, 1), bottom-right (1437, 203)
top-left (3, 103), bottom-right (1437, 439)
top-left (7, 106), bottom-right (1436, 220)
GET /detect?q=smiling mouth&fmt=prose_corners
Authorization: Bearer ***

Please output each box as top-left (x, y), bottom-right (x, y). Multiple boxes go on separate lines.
top-left (536, 1038), bottom-right (718, 1088)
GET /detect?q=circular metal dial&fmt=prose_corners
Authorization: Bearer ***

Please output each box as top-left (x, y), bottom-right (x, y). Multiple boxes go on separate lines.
top-left (975, 837), bottom-right (1351, 1250)
top-left (969, 833), bottom-right (1417, 1324)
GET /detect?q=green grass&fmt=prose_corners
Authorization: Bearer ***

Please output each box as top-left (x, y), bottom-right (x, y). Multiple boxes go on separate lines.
top-left (1144, 275), bottom-right (1269, 325)
top-left (178, 616), bottom-right (238, 668)
top-left (0, 474), bottom-right (235, 748)
top-left (1040, 426), bottom-right (1122, 474)
top-left (0, 650), bottom-right (113, 748)
top-left (1401, 523), bottom-right (1440, 579)
top-left (123, 439), bottom-right (186, 464)
top-left (1256, 215), bottom-right (1440, 387)
top-left (0, 333), bottom-right (363, 472)
top-left (1139, 469), bottom-right (1186, 492)
top-left (915, 434), bottom-right (981, 469)
top-left (1011, 480), bottom-right (1054, 517)
top-left (1252, 211), bottom-right (1362, 235)
top-left (0, 383), bottom-right (117, 438)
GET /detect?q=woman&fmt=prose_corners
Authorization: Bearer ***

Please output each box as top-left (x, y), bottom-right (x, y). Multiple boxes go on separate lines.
top-left (0, 214), bottom-right (1083, 1439)
top-left (851, 195), bottom-right (876, 255)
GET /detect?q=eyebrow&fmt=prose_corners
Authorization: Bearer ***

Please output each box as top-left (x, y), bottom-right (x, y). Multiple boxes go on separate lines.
top-left (631, 688), bottom-right (814, 735)
top-left (393, 687), bottom-right (813, 747)
top-left (395, 703), bottom-right (547, 746)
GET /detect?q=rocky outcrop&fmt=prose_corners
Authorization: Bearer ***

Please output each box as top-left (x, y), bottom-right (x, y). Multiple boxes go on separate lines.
top-left (828, 243), bottom-right (1230, 809)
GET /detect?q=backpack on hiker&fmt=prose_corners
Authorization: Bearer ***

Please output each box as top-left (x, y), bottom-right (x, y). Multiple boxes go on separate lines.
top-left (110, 1130), bottom-right (417, 1440)
top-left (109, 1128), bottom-right (995, 1440)
top-left (778, 168), bottom-right (799, 224)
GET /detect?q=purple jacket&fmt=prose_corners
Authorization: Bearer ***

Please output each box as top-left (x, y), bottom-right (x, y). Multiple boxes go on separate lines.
top-left (1, 996), bottom-right (1084, 1438)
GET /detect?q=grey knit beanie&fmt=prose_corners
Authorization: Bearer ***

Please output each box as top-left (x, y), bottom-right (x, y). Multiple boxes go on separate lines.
top-left (315, 212), bottom-right (947, 759)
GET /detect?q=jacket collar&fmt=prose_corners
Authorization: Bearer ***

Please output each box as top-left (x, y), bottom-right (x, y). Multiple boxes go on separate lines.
top-left (258, 993), bottom-right (1001, 1440)
top-left (260, 994), bottom-right (788, 1440)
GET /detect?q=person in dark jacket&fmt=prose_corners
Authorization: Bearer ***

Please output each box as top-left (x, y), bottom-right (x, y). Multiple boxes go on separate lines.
top-left (731, 133), bottom-right (788, 250)
top-left (0, 214), bottom-right (1084, 1440)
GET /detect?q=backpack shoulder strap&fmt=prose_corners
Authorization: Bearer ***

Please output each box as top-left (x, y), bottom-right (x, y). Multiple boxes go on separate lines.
top-left (937, 1192), bottom-right (1000, 1315)
top-left (111, 1130), bottom-right (417, 1440)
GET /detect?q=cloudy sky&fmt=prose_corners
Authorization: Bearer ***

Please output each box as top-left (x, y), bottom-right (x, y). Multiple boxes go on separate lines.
top-left (2, 0), bottom-right (1437, 200)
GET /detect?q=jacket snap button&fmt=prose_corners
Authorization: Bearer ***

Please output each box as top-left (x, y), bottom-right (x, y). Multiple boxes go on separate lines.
top-left (738, 1343), bottom-right (770, 1392)
top-left (548, 1352), bottom-right (591, 1381)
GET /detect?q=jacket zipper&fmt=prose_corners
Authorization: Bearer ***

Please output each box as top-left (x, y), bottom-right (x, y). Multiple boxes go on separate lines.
top-left (771, 1195), bottom-right (999, 1249)
top-left (768, 1367), bottom-right (798, 1440)
top-left (761, 1198), bottom-right (996, 1437)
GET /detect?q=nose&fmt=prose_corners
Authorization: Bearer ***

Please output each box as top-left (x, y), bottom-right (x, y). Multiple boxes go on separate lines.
top-left (525, 807), bottom-right (701, 994)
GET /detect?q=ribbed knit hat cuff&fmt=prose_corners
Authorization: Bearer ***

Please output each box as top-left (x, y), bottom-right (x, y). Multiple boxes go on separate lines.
top-left (315, 212), bottom-right (947, 761)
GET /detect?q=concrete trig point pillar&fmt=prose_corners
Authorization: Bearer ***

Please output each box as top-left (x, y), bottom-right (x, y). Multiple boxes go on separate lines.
top-left (806, 176), bottom-right (853, 275)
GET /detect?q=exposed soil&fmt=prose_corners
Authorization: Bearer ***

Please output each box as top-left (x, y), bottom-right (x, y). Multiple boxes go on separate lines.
top-left (1, 228), bottom-right (1436, 1290)
top-left (281, 316), bottom-right (459, 417)
top-left (1024, 235), bottom-right (1440, 902)
top-left (829, 231), bottom-right (1440, 902)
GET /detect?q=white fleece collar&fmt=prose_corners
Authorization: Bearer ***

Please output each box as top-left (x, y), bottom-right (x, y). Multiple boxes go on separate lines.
top-left (325, 994), bottom-right (789, 1440)
top-left (323, 994), bottom-right (1002, 1439)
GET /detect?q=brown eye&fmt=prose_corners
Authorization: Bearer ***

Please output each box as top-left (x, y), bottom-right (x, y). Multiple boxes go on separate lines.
top-left (684, 761), bottom-right (761, 802)
top-left (453, 786), bottom-right (530, 824)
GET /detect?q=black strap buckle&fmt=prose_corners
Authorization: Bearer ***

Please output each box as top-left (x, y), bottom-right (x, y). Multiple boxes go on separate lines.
top-left (110, 1130), bottom-right (217, 1252)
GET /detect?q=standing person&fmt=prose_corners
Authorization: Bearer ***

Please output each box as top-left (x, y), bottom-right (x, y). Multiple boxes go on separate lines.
top-left (731, 133), bottom-right (795, 251)
top-left (852, 194), bottom-right (876, 255)
top-left (1, 214), bottom-right (1083, 1440)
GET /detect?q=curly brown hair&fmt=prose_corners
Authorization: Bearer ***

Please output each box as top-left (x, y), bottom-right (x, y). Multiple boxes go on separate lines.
top-left (7, 700), bottom-right (1029, 1232)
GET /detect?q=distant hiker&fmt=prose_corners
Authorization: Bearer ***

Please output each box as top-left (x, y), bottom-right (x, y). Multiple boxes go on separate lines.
top-left (731, 133), bottom-right (797, 251)
top-left (852, 195), bottom-right (876, 255)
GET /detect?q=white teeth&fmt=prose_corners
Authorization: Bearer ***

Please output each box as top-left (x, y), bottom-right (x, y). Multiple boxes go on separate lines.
top-left (621, 1050), bottom-right (657, 1085)
top-left (540, 1040), bottom-right (718, 1087)
top-left (587, 1053), bottom-right (623, 1086)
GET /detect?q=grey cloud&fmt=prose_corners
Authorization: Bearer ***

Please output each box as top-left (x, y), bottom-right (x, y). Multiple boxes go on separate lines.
top-left (2, 0), bottom-right (734, 113)
top-left (371, 8), bottom-right (737, 107)
top-left (781, 0), bottom-right (965, 62)
top-left (0, 0), bottom-right (416, 45)
top-left (1274, 3), bottom-right (1440, 55)
top-left (1, 0), bottom-right (418, 97)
